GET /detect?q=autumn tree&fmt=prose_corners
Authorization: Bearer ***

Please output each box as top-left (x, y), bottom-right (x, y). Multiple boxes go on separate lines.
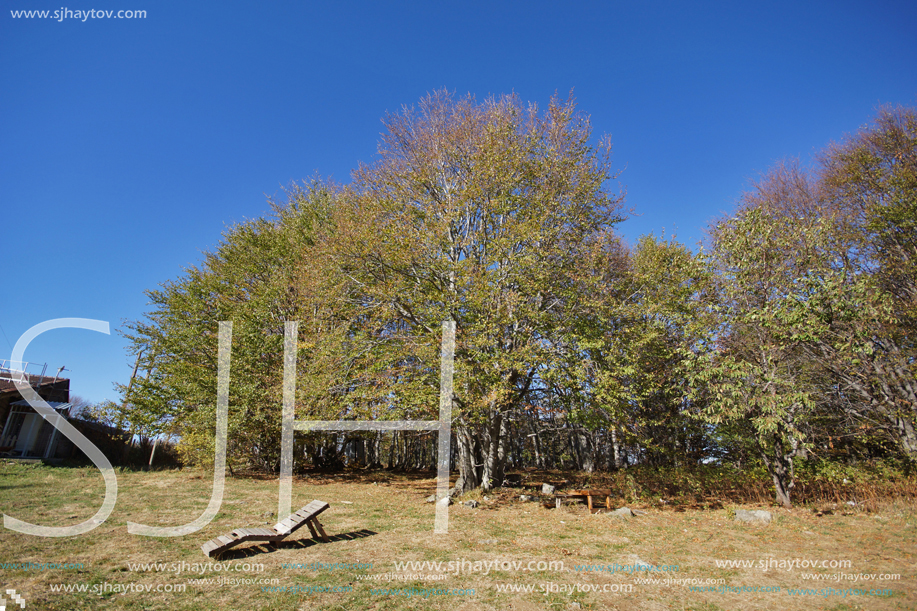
top-left (784, 106), bottom-right (917, 460)
top-left (120, 182), bottom-right (334, 469)
top-left (564, 234), bottom-right (715, 470)
top-left (694, 105), bottom-right (917, 506)
top-left (618, 235), bottom-right (716, 467)
top-left (690, 163), bottom-right (832, 508)
top-left (715, 107), bottom-right (917, 468)
top-left (314, 90), bottom-right (625, 492)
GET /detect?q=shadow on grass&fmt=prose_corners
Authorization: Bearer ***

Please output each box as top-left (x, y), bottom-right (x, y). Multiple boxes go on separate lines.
top-left (215, 529), bottom-right (378, 560)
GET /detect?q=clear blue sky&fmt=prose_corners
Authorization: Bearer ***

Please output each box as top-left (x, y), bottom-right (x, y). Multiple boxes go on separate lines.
top-left (2, 0), bottom-right (915, 404)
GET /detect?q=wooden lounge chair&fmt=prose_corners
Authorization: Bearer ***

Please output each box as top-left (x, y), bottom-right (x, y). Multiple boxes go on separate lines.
top-left (201, 499), bottom-right (330, 558)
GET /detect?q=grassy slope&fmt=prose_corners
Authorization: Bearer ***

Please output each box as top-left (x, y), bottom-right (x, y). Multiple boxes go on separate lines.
top-left (0, 462), bottom-right (913, 611)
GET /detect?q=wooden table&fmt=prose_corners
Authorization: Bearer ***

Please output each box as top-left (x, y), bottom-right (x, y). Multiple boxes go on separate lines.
top-left (554, 489), bottom-right (613, 512)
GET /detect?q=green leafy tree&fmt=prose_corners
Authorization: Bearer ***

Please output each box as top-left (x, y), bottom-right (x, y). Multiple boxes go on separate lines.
top-left (691, 163), bottom-right (833, 508)
top-left (783, 106), bottom-right (917, 460)
top-left (567, 234), bottom-right (715, 469)
top-left (715, 108), bottom-right (917, 466)
top-left (622, 235), bottom-right (716, 466)
top-left (121, 182), bottom-right (333, 469)
top-left (693, 108), bottom-right (917, 503)
top-left (315, 90), bottom-right (625, 491)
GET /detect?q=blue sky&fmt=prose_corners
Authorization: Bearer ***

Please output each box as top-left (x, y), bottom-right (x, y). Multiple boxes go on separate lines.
top-left (2, 0), bottom-right (915, 404)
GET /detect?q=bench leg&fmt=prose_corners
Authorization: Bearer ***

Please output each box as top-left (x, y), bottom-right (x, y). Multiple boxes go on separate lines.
top-left (307, 518), bottom-right (330, 542)
top-left (555, 497), bottom-right (561, 509)
top-left (313, 518), bottom-right (330, 542)
top-left (306, 519), bottom-right (320, 541)
top-left (587, 495), bottom-right (593, 512)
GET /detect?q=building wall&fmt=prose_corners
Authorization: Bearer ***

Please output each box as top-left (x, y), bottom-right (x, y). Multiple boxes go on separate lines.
top-left (0, 378), bottom-right (71, 438)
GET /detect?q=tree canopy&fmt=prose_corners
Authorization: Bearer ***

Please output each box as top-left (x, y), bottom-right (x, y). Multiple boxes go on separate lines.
top-left (119, 96), bottom-right (917, 506)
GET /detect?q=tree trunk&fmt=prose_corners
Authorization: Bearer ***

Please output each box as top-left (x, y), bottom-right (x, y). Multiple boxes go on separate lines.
top-left (481, 411), bottom-right (508, 491)
top-left (351, 435), bottom-right (366, 466)
top-left (578, 431), bottom-right (595, 472)
top-left (611, 427), bottom-right (624, 470)
top-left (387, 431), bottom-right (396, 470)
top-left (760, 433), bottom-right (797, 509)
top-left (771, 468), bottom-right (793, 509)
top-left (454, 423), bottom-right (480, 493)
top-left (532, 430), bottom-right (543, 469)
top-left (893, 412), bottom-right (917, 461)
top-left (363, 432), bottom-right (382, 469)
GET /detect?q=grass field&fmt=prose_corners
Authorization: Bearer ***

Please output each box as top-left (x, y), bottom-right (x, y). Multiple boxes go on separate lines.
top-left (0, 461), bottom-right (913, 610)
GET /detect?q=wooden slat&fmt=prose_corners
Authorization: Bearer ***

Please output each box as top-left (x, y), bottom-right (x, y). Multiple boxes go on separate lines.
top-left (274, 501), bottom-right (330, 535)
top-left (202, 536), bottom-right (243, 558)
top-left (555, 492), bottom-right (613, 498)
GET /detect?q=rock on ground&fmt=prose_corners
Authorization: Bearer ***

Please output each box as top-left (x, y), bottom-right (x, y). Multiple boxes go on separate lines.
top-left (734, 509), bottom-right (772, 524)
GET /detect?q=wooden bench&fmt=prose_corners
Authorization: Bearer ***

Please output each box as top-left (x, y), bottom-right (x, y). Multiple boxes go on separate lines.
top-left (554, 489), bottom-right (613, 513)
top-left (201, 500), bottom-right (330, 558)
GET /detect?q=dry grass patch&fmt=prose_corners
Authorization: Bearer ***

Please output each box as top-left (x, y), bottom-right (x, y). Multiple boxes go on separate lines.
top-left (0, 462), bottom-right (913, 610)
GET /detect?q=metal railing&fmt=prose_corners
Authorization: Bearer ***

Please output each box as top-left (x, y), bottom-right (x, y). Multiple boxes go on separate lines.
top-left (0, 360), bottom-right (48, 385)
